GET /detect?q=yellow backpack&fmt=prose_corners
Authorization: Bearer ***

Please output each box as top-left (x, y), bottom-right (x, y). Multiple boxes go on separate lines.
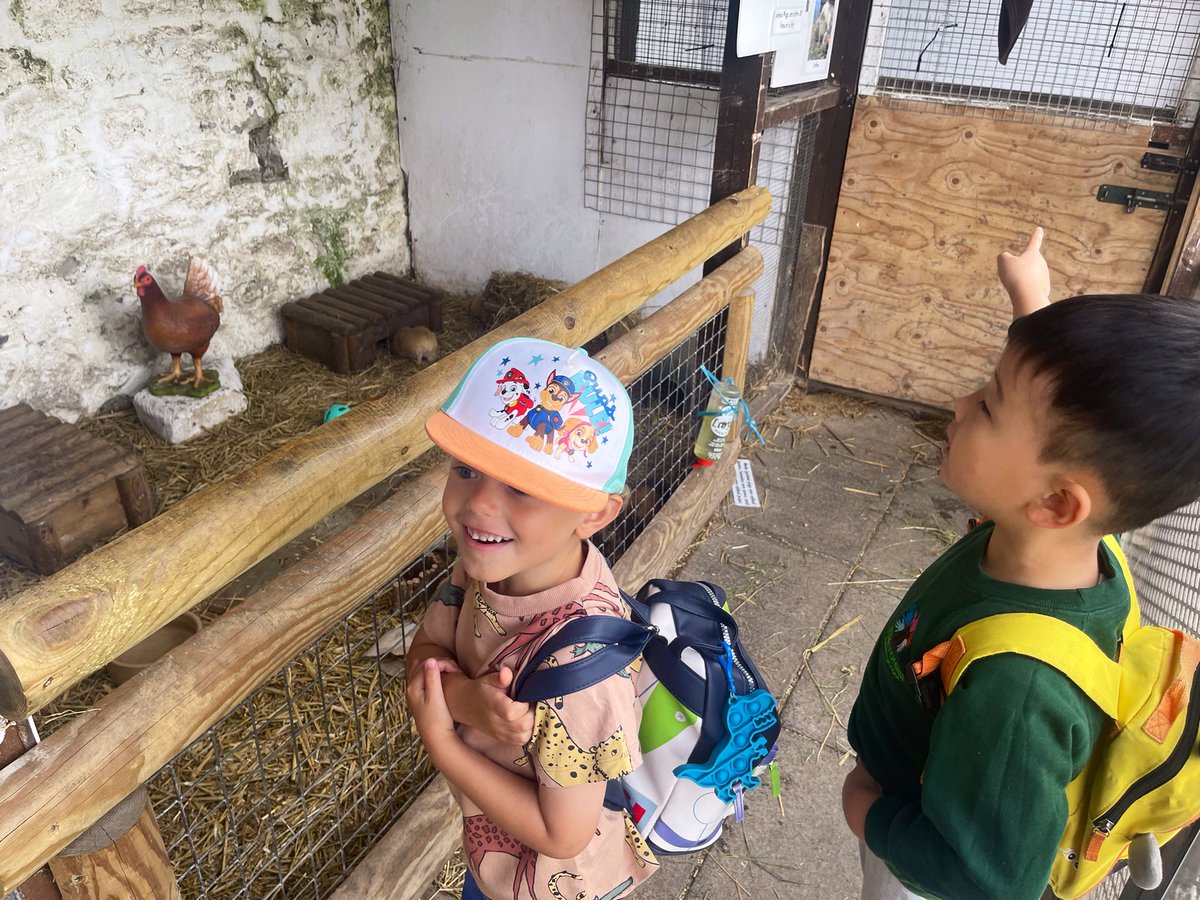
top-left (911, 536), bottom-right (1200, 898)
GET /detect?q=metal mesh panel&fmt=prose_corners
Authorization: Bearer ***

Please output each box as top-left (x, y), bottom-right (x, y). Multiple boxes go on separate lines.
top-left (754, 117), bottom-right (819, 364)
top-left (150, 540), bottom-right (452, 899)
top-left (861, 0), bottom-right (1200, 128)
top-left (1125, 500), bottom-right (1200, 634)
top-left (600, 311), bottom-right (729, 559)
top-left (585, 0), bottom-right (821, 365)
top-left (147, 316), bottom-right (727, 897)
top-left (585, 0), bottom-right (725, 224)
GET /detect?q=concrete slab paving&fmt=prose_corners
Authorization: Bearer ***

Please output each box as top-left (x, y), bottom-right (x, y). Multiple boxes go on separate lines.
top-left (649, 389), bottom-right (968, 900)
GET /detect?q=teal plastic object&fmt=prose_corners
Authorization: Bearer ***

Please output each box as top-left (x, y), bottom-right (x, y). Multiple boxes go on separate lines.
top-left (323, 403), bottom-right (351, 423)
top-left (673, 688), bottom-right (777, 803)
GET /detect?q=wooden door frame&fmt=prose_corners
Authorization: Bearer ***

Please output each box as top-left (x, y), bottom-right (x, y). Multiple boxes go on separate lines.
top-left (705, 0), bottom-right (869, 374)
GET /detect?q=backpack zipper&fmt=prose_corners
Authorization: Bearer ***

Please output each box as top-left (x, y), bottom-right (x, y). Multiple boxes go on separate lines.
top-left (700, 582), bottom-right (756, 691)
top-left (1093, 660), bottom-right (1200, 835)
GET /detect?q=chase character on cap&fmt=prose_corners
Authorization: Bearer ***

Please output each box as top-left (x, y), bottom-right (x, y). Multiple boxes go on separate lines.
top-left (491, 367), bottom-right (534, 429)
top-left (508, 370), bottom-right (578, 454)
top-left (407, 337), bottom-right (656, 900)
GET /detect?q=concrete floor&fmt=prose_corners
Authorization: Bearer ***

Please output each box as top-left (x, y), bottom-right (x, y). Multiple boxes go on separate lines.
top-left (649, 387), bottom-right (965, 900)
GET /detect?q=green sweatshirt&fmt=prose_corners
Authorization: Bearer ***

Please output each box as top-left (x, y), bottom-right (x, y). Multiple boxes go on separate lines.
top-left (847, 522), bottom-right (1130, 900)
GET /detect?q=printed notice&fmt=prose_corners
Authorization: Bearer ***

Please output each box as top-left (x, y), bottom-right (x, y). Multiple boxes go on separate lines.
top-left (771, 6), bottom-right (807, 34)
top-left (732, 458), bottom-right (762, 508)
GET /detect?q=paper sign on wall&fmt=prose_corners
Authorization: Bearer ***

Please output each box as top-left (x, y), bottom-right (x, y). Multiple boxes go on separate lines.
top-left (738, 0), bottom-right (838, 86)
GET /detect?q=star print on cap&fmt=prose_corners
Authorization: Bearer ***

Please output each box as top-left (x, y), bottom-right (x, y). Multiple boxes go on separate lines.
top-left (425, 337), bottom-right (634, 512)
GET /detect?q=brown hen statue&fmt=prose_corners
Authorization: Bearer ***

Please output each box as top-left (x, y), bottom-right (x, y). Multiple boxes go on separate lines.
top-left (134, 258), bottom-right (224, 388)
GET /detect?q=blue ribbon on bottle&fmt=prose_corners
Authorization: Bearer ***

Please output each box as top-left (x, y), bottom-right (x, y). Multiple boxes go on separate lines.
top-left (697, 366), bottom-right (765, 447)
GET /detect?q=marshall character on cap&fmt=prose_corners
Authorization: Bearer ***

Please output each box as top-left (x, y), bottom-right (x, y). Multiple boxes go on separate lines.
top-left (490, 367), bottom-right (534, 429)
top-left (406, 337), bottom-right (657, 900)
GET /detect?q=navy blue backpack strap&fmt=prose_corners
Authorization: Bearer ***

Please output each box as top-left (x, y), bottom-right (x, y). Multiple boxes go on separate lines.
top-left (512, 615), bottom-right (653, 703)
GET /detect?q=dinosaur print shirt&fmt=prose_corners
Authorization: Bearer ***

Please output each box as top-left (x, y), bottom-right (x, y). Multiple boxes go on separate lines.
top-left (422, 541), bottom-right (658, 900)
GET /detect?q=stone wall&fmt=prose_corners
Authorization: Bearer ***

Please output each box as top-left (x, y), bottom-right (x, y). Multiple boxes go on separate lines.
top-left (0, 0), bottom-right (410, 421)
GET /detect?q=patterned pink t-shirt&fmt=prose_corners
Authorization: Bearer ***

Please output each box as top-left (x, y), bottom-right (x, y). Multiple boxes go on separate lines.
top-left (421, 541), bottom-right (658, 900)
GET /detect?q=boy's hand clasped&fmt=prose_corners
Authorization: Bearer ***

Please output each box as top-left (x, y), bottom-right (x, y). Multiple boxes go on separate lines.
top-left (408, 660), bottom-right (535, 747)
top-left (449, 665), bottom-right (535, 745)
top-left (407, 657), bottom-right (460, 752)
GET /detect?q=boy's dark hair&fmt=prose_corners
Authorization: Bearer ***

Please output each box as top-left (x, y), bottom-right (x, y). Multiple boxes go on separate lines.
top-left (1007, 293), bottom-right (1200, 534)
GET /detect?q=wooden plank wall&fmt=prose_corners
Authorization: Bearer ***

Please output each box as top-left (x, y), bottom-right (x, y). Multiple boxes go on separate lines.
top-left (810, 97), bottom-right (1176, 407)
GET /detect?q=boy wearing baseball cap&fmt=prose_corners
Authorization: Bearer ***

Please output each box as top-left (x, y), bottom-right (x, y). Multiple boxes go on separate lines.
top-left (407, 337), bottom-right (658, 900)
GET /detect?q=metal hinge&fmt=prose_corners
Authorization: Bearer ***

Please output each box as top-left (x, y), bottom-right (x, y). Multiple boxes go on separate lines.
top-left (1096, 184), bottom-right (1176, 214)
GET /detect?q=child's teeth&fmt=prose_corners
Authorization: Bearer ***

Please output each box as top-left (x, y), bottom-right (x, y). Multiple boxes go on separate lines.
top-left (469, 529), bottom-right (509, 543)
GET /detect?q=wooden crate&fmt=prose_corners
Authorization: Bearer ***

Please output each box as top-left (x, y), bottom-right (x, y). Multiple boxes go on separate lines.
top-left (0, 405), bottom-right (157, 575)
top-left (281, 272), bottom-right (443, 373)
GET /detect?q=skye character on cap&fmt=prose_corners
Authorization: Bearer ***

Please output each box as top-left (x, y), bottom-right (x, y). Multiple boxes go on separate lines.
top-left (555, 419), bottom-right (598, 464)
top-left (490, 367), bottom-right (534, 429)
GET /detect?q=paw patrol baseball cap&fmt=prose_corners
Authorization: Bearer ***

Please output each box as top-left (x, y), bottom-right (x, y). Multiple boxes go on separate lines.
top-left (425, 337), bottom-right (634, 512)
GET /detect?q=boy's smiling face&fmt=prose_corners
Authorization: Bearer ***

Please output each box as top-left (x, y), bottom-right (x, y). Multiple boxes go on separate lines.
top-left (940, 350), bottom-right (1057, 523)
top-left (442, 461), bottom-right (616, 596)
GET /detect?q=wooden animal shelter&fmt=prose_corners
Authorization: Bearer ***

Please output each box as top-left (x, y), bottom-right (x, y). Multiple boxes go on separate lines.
top-left (4, 0), bottom-right (1200, 898)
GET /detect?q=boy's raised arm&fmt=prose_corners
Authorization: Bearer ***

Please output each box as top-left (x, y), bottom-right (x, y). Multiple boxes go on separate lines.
top-left (998, 226), bottom-right (1051, 319)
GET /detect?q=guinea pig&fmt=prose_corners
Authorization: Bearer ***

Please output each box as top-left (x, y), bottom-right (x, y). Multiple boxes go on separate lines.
top-left (391, 325), bottom-right (439, 365)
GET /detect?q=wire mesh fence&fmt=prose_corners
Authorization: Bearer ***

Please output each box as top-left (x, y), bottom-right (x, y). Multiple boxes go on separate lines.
top-left (861, 0), bottom-right (1200, 129)
top-left (584, 0), bottom-right (725, 225)
top-left (147, 318), bottom-right (727, 897)
top-left (585, 0), bottom-right (820, 364)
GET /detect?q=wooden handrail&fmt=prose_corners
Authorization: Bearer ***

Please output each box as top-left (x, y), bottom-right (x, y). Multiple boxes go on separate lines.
top-left (0, 187), bottom-right (771, 719)
top-left (0, 247), bottom-right (764, 893)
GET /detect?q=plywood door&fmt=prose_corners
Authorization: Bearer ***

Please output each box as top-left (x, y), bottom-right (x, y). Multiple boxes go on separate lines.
top-left (809, 97), bottom-right (1177, 407)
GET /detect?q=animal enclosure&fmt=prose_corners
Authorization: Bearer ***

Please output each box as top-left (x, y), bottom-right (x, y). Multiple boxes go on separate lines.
top-left (0, 189), bottom-right (770, 899)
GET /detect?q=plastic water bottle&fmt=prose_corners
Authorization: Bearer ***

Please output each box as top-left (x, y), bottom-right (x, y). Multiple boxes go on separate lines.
top-left (694, 378), bottom-right (741, 462)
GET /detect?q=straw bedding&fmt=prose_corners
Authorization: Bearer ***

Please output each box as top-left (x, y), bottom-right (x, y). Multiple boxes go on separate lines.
top-left (14, 273), bottom-right (647, 897)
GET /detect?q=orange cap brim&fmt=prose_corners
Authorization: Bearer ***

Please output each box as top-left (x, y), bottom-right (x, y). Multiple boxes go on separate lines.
top-left (425, 411), bottom-right (610, 513)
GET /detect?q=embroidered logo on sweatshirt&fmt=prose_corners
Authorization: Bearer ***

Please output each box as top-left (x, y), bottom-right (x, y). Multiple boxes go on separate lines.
top-left (883, 604), bottom-right (919, 682)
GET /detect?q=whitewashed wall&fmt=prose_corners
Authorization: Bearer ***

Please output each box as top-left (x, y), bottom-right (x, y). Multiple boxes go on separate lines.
top-left (0, 0), bottom-right (410, 421)
top-left (392, 1), bottom-right (695, 298)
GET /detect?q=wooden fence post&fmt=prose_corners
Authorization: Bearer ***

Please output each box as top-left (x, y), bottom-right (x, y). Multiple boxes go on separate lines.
top-left (49, 790), bottom-right (180, 900)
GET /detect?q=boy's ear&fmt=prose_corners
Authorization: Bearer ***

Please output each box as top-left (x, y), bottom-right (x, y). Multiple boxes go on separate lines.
top-left (1025, 477), bottom-right (1093, 530)
top-left (575, 495), bottom-right (623, 540)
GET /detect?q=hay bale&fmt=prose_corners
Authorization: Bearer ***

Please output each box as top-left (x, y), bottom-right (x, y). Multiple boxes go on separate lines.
top-left (478, 271), bottom-right (567, 330)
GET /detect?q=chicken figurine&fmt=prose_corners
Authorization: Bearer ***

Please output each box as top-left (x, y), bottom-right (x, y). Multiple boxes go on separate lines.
top-left (134, 258), bottom-right (224, 388)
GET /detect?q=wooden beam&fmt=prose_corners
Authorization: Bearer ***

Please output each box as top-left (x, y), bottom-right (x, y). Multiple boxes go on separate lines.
top-left (762, 83), bottom-right (841, 130)
top-left (593, 248), bottom-right (763, 383)
top-left (50, 798), bottom-right (181, 900)
top-left (603, 58), bottom-right (722, 89)
top-left (800, 0), bottom-right (872, 374)
top-left (779, 223), bottom-right (827, 375)
top-left (329, 775), bottom-right (461, 900)
top-left (0, 467), bottom-right (448, 892)
top-left (1144, 120), bottom-right (1200, 294)
top-left (0, 248), bottom-right (765, 891)
top-left (706, 0), bottom-right (772, 273)
top-left (722, 289), bottom-right (755, 389)
top-left (0, 187), bottom-right (771, 720)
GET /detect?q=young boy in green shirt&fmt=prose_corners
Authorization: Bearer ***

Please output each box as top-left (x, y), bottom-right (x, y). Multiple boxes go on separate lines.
top-left (843, 228), bottom-right (1200, 899)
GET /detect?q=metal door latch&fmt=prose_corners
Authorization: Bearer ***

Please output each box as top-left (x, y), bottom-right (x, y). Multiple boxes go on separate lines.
top-left (1096, 184), bottom-right (1175, 214)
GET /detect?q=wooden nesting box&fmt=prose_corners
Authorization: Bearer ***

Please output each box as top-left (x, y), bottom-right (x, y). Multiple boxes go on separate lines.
top-left (0, 404), bottom-right (157, 575)
top-left (281, 272), bottom-right (443, 373)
